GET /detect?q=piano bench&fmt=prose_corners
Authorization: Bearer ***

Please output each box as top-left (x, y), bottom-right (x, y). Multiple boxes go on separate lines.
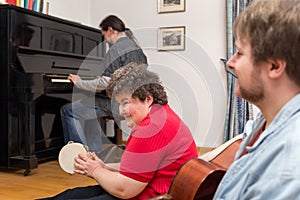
top-left (99, 116), bottom-right (123, 146)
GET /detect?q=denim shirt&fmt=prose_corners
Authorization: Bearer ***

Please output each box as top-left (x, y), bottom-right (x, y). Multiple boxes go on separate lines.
top-left (213, 94), bottom-right (300, 200)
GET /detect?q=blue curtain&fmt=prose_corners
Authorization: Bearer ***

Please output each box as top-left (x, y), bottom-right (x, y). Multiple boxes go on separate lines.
top-left (223, 0), bottom-right (253, 141)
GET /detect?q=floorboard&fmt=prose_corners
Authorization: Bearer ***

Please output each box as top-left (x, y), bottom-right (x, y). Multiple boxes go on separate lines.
top-left (0, 160), bottom-right (97, 200)
top-left (0, 146), bottom-right (206, 199)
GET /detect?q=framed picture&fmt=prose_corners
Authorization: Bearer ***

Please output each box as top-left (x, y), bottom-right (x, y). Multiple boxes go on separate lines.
top-left (157, 26), bottom-right (185, 51)
top-left (158, 0), bottom-right (185, 13)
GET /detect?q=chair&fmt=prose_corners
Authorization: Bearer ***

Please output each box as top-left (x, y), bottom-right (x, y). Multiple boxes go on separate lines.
top-left (97, 116), bottom-right (124, 163)
top-left (99, 116), bottom-right (123, 145)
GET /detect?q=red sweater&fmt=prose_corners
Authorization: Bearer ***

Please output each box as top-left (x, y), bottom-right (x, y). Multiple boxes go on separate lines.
top-left (120, 104), bottom-right (198, 199)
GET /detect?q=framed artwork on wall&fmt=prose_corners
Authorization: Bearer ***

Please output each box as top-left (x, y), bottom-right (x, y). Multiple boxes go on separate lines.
top-left (157, 26), bottom-right (185, 51)
top-left (158, 0), bottom-right (185, 13)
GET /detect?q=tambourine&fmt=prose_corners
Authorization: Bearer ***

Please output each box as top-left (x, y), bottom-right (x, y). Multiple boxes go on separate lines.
top-left (58, 141), bottom-right (89, 174)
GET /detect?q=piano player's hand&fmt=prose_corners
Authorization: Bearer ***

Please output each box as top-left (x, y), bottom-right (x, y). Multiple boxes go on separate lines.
top-left (68, 74), bottom-right (81, 84)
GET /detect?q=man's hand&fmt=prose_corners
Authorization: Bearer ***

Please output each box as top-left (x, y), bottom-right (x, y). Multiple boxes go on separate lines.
top-left (68, 74), bottom-right (81, 84)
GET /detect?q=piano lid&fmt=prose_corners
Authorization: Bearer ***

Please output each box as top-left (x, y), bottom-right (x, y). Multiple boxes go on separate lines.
top-left (17, 46), bottom-right (105, 76)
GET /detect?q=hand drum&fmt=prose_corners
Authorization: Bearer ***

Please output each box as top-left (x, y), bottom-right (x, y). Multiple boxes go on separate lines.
top-left (58, 141), bottom-right (89, 174)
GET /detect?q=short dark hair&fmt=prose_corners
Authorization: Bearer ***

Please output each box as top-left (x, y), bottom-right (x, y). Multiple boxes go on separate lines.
top-left (99, 15), bottom-right (125, 32)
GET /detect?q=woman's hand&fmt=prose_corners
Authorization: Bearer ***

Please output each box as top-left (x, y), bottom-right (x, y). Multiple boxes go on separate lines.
top-left (73, 152), bottom-right (104, 177)
top-left (68, 74), bottom-right (81, 84)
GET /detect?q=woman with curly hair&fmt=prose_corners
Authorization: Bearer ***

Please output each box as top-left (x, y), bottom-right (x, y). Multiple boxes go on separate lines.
top-left (41, 62), bottom-right (197, 200)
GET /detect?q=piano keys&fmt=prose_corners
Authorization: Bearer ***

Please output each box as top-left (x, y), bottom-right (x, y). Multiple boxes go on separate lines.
top-left (0, 4), bottom-right (105, 175)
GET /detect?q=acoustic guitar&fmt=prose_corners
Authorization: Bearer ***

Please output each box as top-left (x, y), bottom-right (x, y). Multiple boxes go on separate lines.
top-left (149, 134), bottom-right (243, 200)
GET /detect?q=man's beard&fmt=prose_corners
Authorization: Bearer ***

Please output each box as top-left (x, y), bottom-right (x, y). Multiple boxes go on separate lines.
top-left (239, 73), bottom-right (264, 103)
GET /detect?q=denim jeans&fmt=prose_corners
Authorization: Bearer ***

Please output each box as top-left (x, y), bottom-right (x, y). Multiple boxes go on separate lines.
top-left (60, 99), bottom-right (112, 153)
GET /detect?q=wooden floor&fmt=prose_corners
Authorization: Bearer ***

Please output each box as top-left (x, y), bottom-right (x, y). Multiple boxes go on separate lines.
top-left (0, 160), bottom-right (97, 200)
top-left (0, 147), bottom-right (210, 200)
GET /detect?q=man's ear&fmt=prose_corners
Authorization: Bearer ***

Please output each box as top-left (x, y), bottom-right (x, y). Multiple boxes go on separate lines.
top-left (269, 59), bottom-right (287, 79)
top-left (107, 26), bottom-right (114, 34)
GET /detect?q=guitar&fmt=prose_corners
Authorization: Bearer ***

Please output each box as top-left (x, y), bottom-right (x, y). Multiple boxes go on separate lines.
top-left (149, 134), bottom-right (242, 200)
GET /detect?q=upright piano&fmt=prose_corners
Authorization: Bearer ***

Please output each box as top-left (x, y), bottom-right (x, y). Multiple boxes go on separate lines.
top-left (0, 4), bottom-right (106, 175)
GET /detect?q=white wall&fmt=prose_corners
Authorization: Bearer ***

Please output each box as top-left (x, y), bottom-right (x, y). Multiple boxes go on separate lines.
top-left (45, 0), bottom-right (90, 25)
top-left (45, 0), bottom-right (227, 147)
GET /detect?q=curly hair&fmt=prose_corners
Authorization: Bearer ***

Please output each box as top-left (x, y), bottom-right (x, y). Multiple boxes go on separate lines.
top-left (106, 63), bottom-right (168, 105)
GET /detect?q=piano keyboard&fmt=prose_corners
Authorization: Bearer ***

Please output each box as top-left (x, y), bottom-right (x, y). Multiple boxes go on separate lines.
top-left (45, 74), bottom-right (96, 83)
top-left (45, 74), bottom-right (70, 83)
top-left (50, 79), bottom-right (71, 83)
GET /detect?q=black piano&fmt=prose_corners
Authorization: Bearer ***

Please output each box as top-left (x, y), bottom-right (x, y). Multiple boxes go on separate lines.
top-left (0, 4), bottom-right (106, 175)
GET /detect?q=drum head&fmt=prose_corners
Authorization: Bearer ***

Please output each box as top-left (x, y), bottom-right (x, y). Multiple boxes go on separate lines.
top-left (58, 142), bottom-right (88, 174)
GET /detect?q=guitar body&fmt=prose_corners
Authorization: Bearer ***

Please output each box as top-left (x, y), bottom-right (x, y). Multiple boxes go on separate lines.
top-left (169, 159), bottom-right (225, 200)
top-left (168, 135), bottom-right (242, 200)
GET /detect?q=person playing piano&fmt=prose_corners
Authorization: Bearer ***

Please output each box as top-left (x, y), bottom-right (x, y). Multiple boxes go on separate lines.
top-left (60, 15), bottom-right (148, 153)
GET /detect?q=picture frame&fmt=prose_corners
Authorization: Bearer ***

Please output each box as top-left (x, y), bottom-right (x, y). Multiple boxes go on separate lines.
top-left (158, 0), bottom-right (185, 13)
top-left (157, 26), bottom-right (185, 51)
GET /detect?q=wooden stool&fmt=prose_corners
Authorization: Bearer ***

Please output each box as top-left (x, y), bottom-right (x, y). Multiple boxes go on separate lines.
top-left (98, 116), bottom-right (123, 146)
top-left (97, 117), bottom-right (124, 163)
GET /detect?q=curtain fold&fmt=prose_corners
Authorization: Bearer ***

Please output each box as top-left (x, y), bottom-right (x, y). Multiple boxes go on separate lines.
top-left (223, 0), bottom-right (253, 141)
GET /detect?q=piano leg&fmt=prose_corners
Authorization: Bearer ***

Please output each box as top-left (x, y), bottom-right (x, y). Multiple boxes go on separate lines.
top-left (24, 101), bottom-right (38, 173)
top-left (10, 101), bottom-right (38, 175)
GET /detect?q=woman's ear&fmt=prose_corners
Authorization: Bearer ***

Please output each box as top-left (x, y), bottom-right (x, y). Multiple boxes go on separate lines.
top-left (146, 95), bottom-right (154, 107)
top-left (269, 59), bottom-right (287, 79)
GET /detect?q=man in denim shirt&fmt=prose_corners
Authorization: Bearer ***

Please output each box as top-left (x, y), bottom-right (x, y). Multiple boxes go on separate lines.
top-left (214, 0), bottom-right (300, 199)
